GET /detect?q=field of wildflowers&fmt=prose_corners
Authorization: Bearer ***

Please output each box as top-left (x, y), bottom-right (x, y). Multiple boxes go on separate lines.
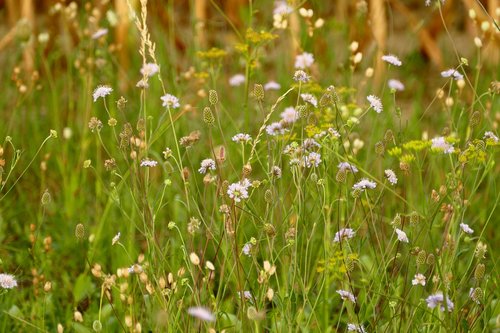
top-left (0, 0), bottom-right (499, 332)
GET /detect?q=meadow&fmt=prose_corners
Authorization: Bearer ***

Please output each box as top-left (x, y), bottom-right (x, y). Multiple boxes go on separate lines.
top-left (0, 0), bottom-right (499, 332)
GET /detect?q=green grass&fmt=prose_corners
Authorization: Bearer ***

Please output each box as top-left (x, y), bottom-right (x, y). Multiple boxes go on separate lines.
top-left (0, 1), bottom-right (499, 332)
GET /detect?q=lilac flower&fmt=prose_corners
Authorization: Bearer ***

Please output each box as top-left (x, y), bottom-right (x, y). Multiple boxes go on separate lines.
top-left (293, 70), bottom-right (310, 83)
top-left (338, 162), bottom-right (358, 173)
top-left (295, 52), bottom-right (315, 69)
top-left (301, 93), bottom-right (318, 107)
top-left (388, 79), bottom-right (405, 91)
top-left (227, 179), bottom-right (251, 202)
top-left (431, 136), bottom-right (454, 154)
top-left (367, 95), bottom-right (383, 113)
top-left (347, 324), bottom-right (367, 333)
top-left (264, 81), bottom-right (281, 90)
top-left (229, 74), bottom-right (245, 86)
top-left (303, 152), bottom-right (321, 168)
top-left (0, 273), bottom-right (17, 289)
top-left (337, 290), bottom-right (356, 303)
top-left (353, 178), bottom-right (377, 191)
top-left (395, 228), bottom-right (409, 243)
top-left (232, 133), bottom-right (252, 143)
top-left (484, 131), bottom-right (499, 143)
top-left (412, 273), bottom-right (426, 286)
top-left (426, 293), bottom-right (454, 312)
top-left (382, 54), bottom-right (402, 66)
top-left (140, 63), bottom-right (160, 77)
top-left (302, 138), bottom-right (320, 151)
top-left (273, 1), bottom-right (293, 15)
top-left (161, 93), bottom-right (180, 109)
top-left (266, 122), bottom-right (286, 136)
top-left (198, 159), bottom-right (216, 174)
top-left (187, 307), bottom-right (215, 322)
top-left (333, 228), bottom-right (355, 242)
top-left (140, 159), bottom-right (158, 167)
top-left (460, 223), bottom-right (474, 234)
top-left (384, 169), bottom-right (398, 185)
top-left (91, 28), bottom-right (108, 40)
top-left (441, 69), bottom-right (463, 80)
top-left (280, 107), bottom-right (299, 124)
top-left (93, 85), bottom-right (113, 102)
top-left (242, 242), bottom-right (253, 256)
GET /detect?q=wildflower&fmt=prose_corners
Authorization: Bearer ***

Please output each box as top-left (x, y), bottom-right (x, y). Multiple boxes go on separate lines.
top-left (280, 107), bottom-right (299, 124)
top-left (412, 273), bottom-right (426, 286)
top-left (441, 68), bottom-right (463, 80)
top-left (161, 93), bottom-right (180, 109)
top-left (431, 136), bottom-right (454, 154)
top-left (238, 290), bottom-right (253, 302)
top-left (128, 264), bottom-right (143, 274)
top-left (274, 1), bottom-right (293, 15)
top-left (232, 133), bottom-right (252, 143)
top-left (333, 228), bottom-right (355, 242)
top-left (367, 95), bottom-right (383, 113)
top-left (242, 242), bottom-right (253, 256)
top-left (227, 179), bottom-right (251, 203)
top-left (460, 223), bottom-right (474, 234)
top-left (112, 232), bottom-right (121, 245)
top-left (93, 85), bottom-right (113, 102)
top-left (347, 324), bottom-right (367, 333)
top-left (382, 54), bottom-right (402, 66)
top-left (338, 162), bottom-right (358, 173)
top-left (384, 169), bottom-right (398, 185)
top-left (293, 70), bottom-right (310, 83)
top-left (229, 74), bottom-right (245, 86)
top-left (271, 166), bottom-right (282, 179)
top-left (484, 131), bottom-right (499, 143)
top-left (395, 228), bottom-right (409, 243)
top-left (266, 122), bottom-right (286, 136)
top-left (328, 128), bottom-right (341, 138)
top-left (187, 307), bottom-right (215, 322)
top-left (304, 152), bottom-right (321, 168)
top-left (426, 292), bottom-right (454, 312)
top-left (295, 52), bottom-right (315, 69)
top-left (91, 28), bottom-right (108, 40)
top-left (136, 79), bottom-right (149, 89)
top-left (140, 159), bottom-right (158, 167)
top-left (469, 287), bottom-right (483, 304)
top-left (353, 178), bottom-right (377, 191)
top-left (388, 79), bottom-right (405, 91)
top-left (198, 159), bottom-right (216, 174)
top-left (0, 273), bottom-right (17, 289)
top-left (302, 138), bottom-right (321, 151)
top-left (140, 63), bottom-right (159, 77)
top-left (336, 290), bottom-right (356, 303)
top-left (264, 81), bottom-right (281, 90)
top-left (301, 93), bottom-right (318, 107)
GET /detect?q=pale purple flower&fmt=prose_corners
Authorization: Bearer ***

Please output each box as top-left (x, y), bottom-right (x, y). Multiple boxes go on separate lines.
top-left (280, 107), bottom-right (299, 124)
top-left (337, 290), bottom-right (356, 303)
top-left (93, 85), bottom-right (113, 102)
top-left (187, 306), bottom-right (216, 322)
top-left (140, 63), bottom-right (160, 77)
top-left (274, 1), bottom-right (293, 15)
top-left (128, 264), bottom-right (143, 274)
top-left (395, 228), bottom-right (409, 243)
top-left (353, 178), bottom-right (377, 191)
top-left (384, 169), bottom-right (398, 185)
top-left (227, 179), bottom-right (251, 202)
top-left (293, 70), bottom-right (310, 83)
top-left (388, 79), bottom-right (405, 91)
top-left (302, 138), bottom-right (320, 151)
top-left (264, 81), bottom-right (281, 90)
top-left (232, 133), bottom-right (252, 143)
top-left (367, 95), bottom-right (383, 113)
top-left (347, 324), bottom-right (367, 333)
top-left (295, 52), bottom-right (315, 69)
top-left (484, 131), bottom-right (499, 143)
top-left (301, 93), bottom-right (318, 107)
top-left (338, 162), bottom-right (358, 173)
top-left (112, 232), bottom-right (121, 245)
top-left (328, 128), bottom-right (341, 138)
top-left (426, 293), bottom-right (454, 312)
top-left (198, 159), bottom-right (216, 174)
top-left (229, 74), bottom-right (245, 86)
top-left (382, 54), bottom-right (402, 66)
top-left (242, 242), bottom-right (252, 256)
top-left (412, 273), bottom-right (426, 286)
top-left (333, 228), bottom-right (355, 242)
top-left (431, 136), bottom-right (454, 154)
top-left (441, 68), bottom-right (463, 80)
top-left (161, 93), bottom-right (180, 109)
top-left (304, 152), bottom-right (321, 168)
top-left (140, 159), bottom-right (158, 167)
top-left (266, 122), bottom-right (286, 136)
top-left (0, 273), bottom-right (18, 289)
top-left (136, 79), bottom-right (149, 89)
top-left (91, 28), bottom-right (108, 40)
top-left (460, 223), bottom-right (474, 234)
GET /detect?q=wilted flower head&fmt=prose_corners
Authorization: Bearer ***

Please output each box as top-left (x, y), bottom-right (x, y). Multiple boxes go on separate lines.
top-left (367, 95), bottom-right (383, 113)
top-left (93, 85), bottom-right (113, 102)
top-left (353, 178), bottom-right (377, 191)
top-left (295, 52), bottom-right (315, 69)
top-left (333, 228), bottom-right (355, 242)
top-left (431, 136), bottom-right (454, 154)
top-left (412, 273), bottom-right (426, 286)
top-left (395, 228), bottom-right (409, 243)
top-left (264, 81), bottom-right (281, 90)
top-left (187, 306), bottom-right (215, 322)
top-left (140, 63), bottom-right (160, 77)
top-left (161, 93), bottom-right (180, 109)
top-left (388, 79), bottom-right (405, 91)
top-left (336, 290), bottom-right (356, 303)
top-left (280, 107), bottom-right (299, 124)
top-left (426, 293), bottom-right (454, 312)
top-left (227, 179), bottom-right (251, 203)
top-left (271, 166), bottom-right (282, 178)
top-left (0, 273), bottom-right (18, 289)
top-left (140, 159), bottom-right (158, 167)
top-left (198, 159), bottom-right (216, 174)
top-left (229, 74), bottom-right (245, 86)
top-left (382, 54), bottom-right (402, 66)
top-left (460, 223), bottom-right (474, 234)
top-left (301, 93), bottom-right (318, 107)
top-left (347, 324), bottom-right (367, 333)
top-left (441, 68), bottom-right (463, 80)
top-left (385, 169), bottom-right (398, 185)
top-left (293, 70), bottom-right (310, 83)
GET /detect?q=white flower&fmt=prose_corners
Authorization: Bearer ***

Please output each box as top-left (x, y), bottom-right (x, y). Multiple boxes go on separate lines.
top-left (412, 273), bottom-right (426, 286)
top-left (381, 54), bottom-right (402, 66)
top-left (198, 159), bottom-right (216, 174)
top-left (338, 162), bottom-right (358, 173)
top-left (336, 290), bottom-right (356, 303)
top-left (140, 63), bottom-right (160, 77)
top-left (229, 74), bottom-right (245, 86)
top-left (232, 133), bottom-right (252, 143)
top-left (347, 324), bottom-right (367, 333)
top-left (384, 169), bottom-right (398, 185)
top-left (187, 307), bottom-right (216, 322)
top-left (112, 232), bottom-right (121, 245)
top-left (353, 178), bottom-right (377, 191)
top-left (295, 52), bottom-right (315, 69)
top-left (280, 107), bottom-right (299, 124)
top-left (140, 159), bottom-right (158, 167)
top-left (161, 93), bottom-right (180, 109)
top-left (227, 179), bottom-right (251, 203)
top-left (333, 228), bottom-right (355, 242)
top-left (264, 81), bottom-right (281, 90)
top-left (460, 223), bottom-right (474, 234)
top-left (304, 152), bottom-right (321, 168)
top-left (301, 93), bottom-right (318, 107)
top-left (395, 228), bottom-right (409, 243)
top-left (293, 70), bottom-right (310, 83)
top-left (441, 68), bottom-right (463, 80)
top-left (0, 273), bottom-right (18, 289)
top-left (93, 85), bottom-right (113, 102)
top-left (274, 1), bottom-right (293, 15)
top-left (388, 79), bottom-right (405, 91)
top-left (431, 136), bottom-right (454, 154)
top-left (328, 128), bottom-right (341, 138)
top-left (266, 122), bottom-right (286, 136)
top-left (426, 293), bottom-right (454, 312)
top-left (91, 28), bottom-right (108, 40)
top-left (136, 79), bottom-right (149, 89)
top-left (484, 131), bottom-right (499, 143)
top-left (367, 95), bottom-right (383, 113)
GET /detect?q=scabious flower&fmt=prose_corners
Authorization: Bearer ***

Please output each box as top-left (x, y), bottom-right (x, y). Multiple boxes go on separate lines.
top-left (293, 70), bottom-right (310, 83)
top-left (395, 228), bottom-right (409, 243)
top-left (484, 131), bottom-right (499, 143)
top-left (295, 52), bottom-right (315, 69)
top-left (441, 68), bottom-right (463, 80)
top-left (238, 290), bottom-right (254, 302)
top-left (140, 63), bottom-right (160, 77)
top-left (304, 152), bottom-right (321, 168)
top-left (338, 162), bottom-right (358, 173)
top-left (227, 179), bottom-right (251, 203)
top-left (242, 242), bottom-right (253, 256)
top-left (388, 79), bottom-right (405, 91)
top-left (382, 54), bottom-right (402, 66)
top-left (333, 228), bottom-right (355, 242)
top-left (140, 159), bottom-right (158, 167)
top-left (91, 28), bottom-right (108, 40)
top-left (426, 293), bottom-right (454, 312)
top-left (274, 1), bottom-right (293, 15)
top-left (266, 122), bottom-right (286, 136)
top-left (232, 133), bottom-right (252, 143)
top-left (264, 81), bottom-right (281, 90)
top-left (187, 307), bottom-right (216, 322)
top-left (136, 79), bottom-right (149, 89)
top-left (93, 85), bottom-right (113, 102)
top-left (0, 273), bottom-right (18, 289)
top-left (229, 74), bottom-right (245, 86)
top-left (412, 273), bottom-right (426, 286)
top-left (353, 178), bottom-right (377, 191)
top-left (431, 136), bottom-right (454, 154)
top-left (112, 232), bottom-right (121, 245)
top-left (161, 93), bottom-right (180, 109)
top-left (460, 223), bottom-right (474, 234)
top-left (347, 324), bottom-right (367, 333)
top-left (280, 107), bottom-right (299, 124)
top-left (385, 169), bottom-right (398, 185)
top-left (271, 166), bottom-right (282, 178)
top-left (367, 95), bottom-right (383, 113)
top-left (337, 290), bottom-right (356, 303)
top-left (302, 138), bottom-right (320, 151)
top-left (301, 93), bottom-right (318, 107)
top-left (198, 159), bottom-right (216, 174)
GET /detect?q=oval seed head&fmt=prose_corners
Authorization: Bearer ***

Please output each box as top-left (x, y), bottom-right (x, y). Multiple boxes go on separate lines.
top-left (417, 250), bottom-right (427, 265)
top-left (243, 164), bottom-right (252, 176)
top-left (336, 170), bottom-right (346, 183)
top-left (410, 211), bottom-right (419, 226)
top-left (392, 214), bottom-right (402, 227)
top-left (471, 287), bottom-right (483, 304)
top-left (474, 263), bottom-right (485, 281)
top-left (208, 90), bottom-right (218, 105)
top-left (384, 129), bottom-right (394, 142)
top-left (426, 253), bottom-right (435, 265)
top-left (470, 111), bottom-right (481, 127)
top-left (264, 223), bottom-right (276, 237)
top-left (375, 141), bottom-right (385, 155)
top-left (264, 189), bottom-right (273, 203)
top-left (75, 223), bottom-right (85, 240)
top-left (297, 105), bottom-right (308, 118)
top-left (41, 189), bottom-right (51, 205)
top-left (253, 84), bottom-right (264, 101)
top-left (203, 107), bottom-right (215, 126)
